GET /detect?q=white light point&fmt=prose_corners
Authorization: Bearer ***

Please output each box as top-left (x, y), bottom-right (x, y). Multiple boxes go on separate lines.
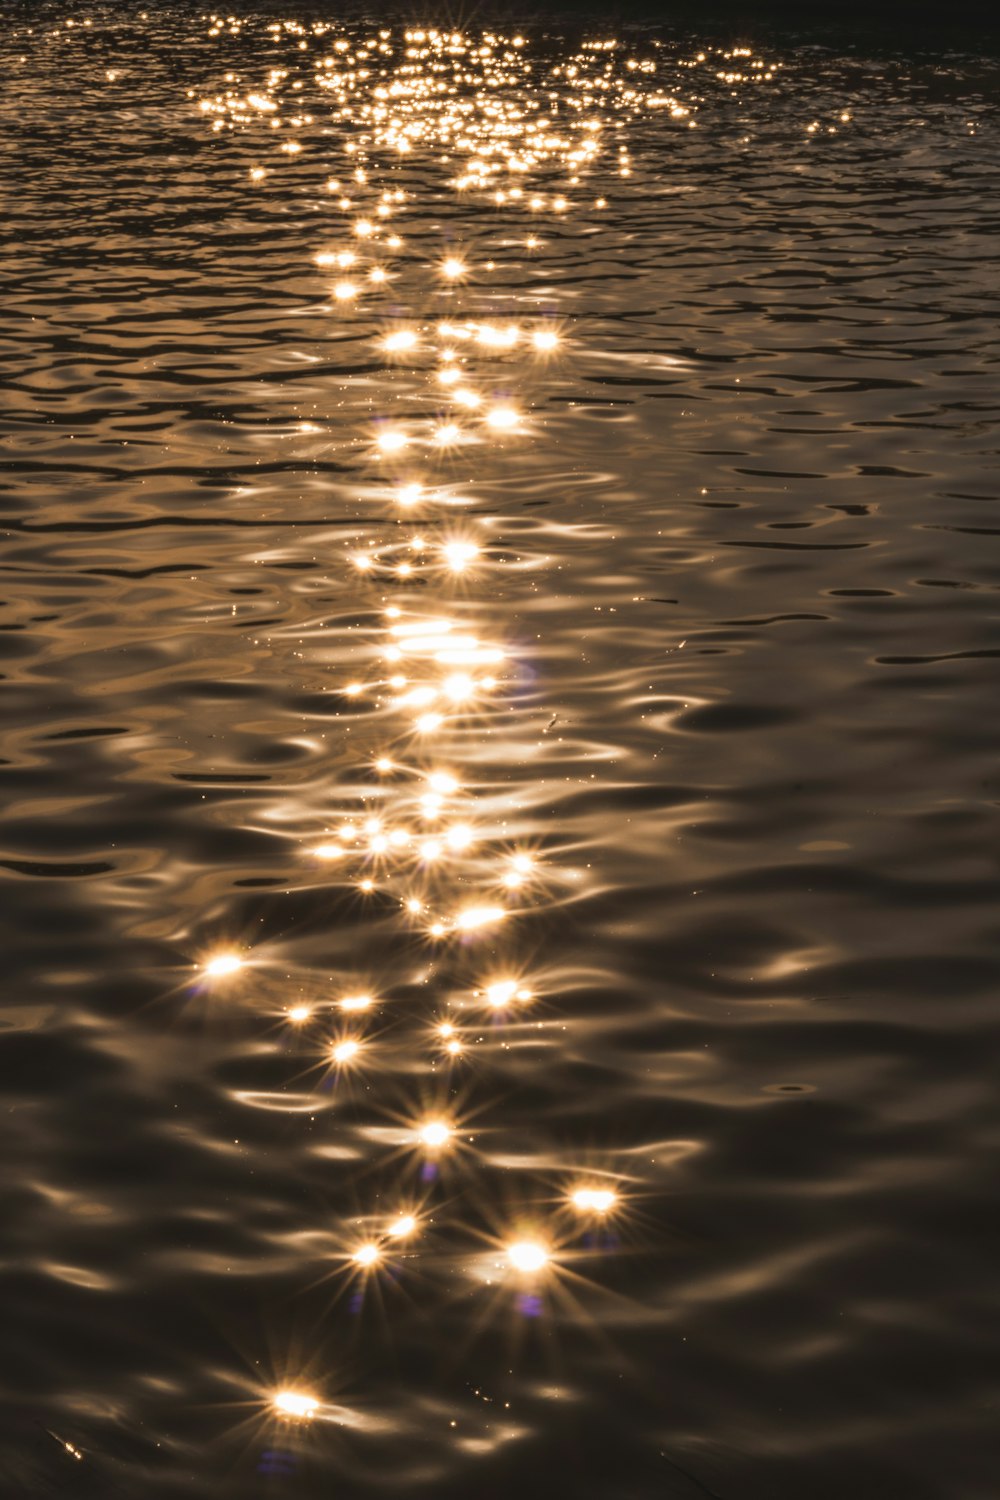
top-left (332, 1039), bottom-right (362, 1065)
top-left (313, 842), bottom-right (343, 860)
top-left (441, 256), bottom-right (466, 280)
top-left (338, 994), bottom-right (372, 1013)
top-left (375, 757), bottom-right (393, 773)
top-left (397, 483), bottom-right (424, 508)
top-left (387, 1213), bottom-right (417, 1239)
top-left (352, 1242), bottom-right (381, 1267)
top-left (333, 280), bottom-right (358, 301)
top-left (455, 906), bottom-right (506, 932)
top-left (532, 329), bottom-right (559, 352)
top-left (273, 1390), bottom-right (319, 1420)
top-left (376, 427), bottom-right (409, 455)
top-left (418, 1119), bottom-right (452, 1149)
top-left (443, 673), bottom-right (475, 704)
top-left (204, 953), bottom-right (243, 978)
top-left (287, 1005), bottom-right (312, 1024)
top-left (485, 980), bottom-right (518, 1008)
top-left (384, 329), bottom-right (417, 353)
top-left (442, 540), bottom-right (479, 573)
top-left (506, 1241), bottom-right (550, 1274)
top-left (485, 406), bottom-right (520, 432)
top-left (570, 1187), bottom-right (618, 1215)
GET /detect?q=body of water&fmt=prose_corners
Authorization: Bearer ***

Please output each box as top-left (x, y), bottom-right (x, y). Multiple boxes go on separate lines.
top-left (2, 5), bottom-right (1000, 1496)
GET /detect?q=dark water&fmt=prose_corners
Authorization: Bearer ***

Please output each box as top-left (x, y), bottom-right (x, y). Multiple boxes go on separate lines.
top-left (3, 5), bottom-right (1000, 1497)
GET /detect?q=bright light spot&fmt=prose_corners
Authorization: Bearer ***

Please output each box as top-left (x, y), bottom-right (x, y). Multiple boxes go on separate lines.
top-left (532, 329), bottom-right (559, 352)
top-left (442, 540), bottom-right (479, 572)
top-left (446, 823), bottom-right (474, 852)
top-left (441, 256), bottom-right (466, 279)
top-left (485, 405), bottom-right (520, 432)
top-left (204, 953), bottom-right (242, 978)
top-left (287, 1005), bottom-right (312, 1024)
top-left (338, 994), bottom-right (372, 1012)
top-left (273, 1391), bottom-right (318, 1420)
top-left (415, 712), bottom-right (444, 734)
top-left (313, 842), bottom-right (343, 860)
top-left (397, 483), bottom-right (423, 507)
top-left (446, 1039), bottom-right (463, 1055)
top-left (443, 673), bottom-right (475, 703)
top-left (485, 979), bottom-right (518, 1007)
top-left (332, 1039), bottom-right (361, 1065)
top-left (455, 905), bottom-right (506, 932)
top-left (384, 329), bottom-right (418, 352)
top-left (418, 1119), bottom-right (452, 1149)
top-left (506, 1241), bottom-right (549, 1273)
top-left (375, 757), bottom-right (393, 773)
top-left (388, 1214), bottom-right (417, 1238)
top-left (377, 427), bottom-right (409, 454)
top-left (352, 1242), bottom-right (381, 1267)
top-left (570, 1187), bottom-right (618, 1214)
top-left (333, 280), bottom-right (358, 301)
top-left (428, 771), bottom-right (458, 795)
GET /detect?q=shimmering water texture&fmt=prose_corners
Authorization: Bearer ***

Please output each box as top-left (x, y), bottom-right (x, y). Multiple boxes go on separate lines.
top-left (3, 6), bottom-right (1000, 1498)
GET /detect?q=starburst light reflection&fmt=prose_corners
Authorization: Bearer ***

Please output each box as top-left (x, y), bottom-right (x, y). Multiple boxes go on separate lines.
top-left (178, 11), bottom-right (680, 1460)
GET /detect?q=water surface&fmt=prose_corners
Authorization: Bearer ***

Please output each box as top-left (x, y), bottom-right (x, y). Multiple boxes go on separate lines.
top-left (3, 6), bottom-right (1000, 1497)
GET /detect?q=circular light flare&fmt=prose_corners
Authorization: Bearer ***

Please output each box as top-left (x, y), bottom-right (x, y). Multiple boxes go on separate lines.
top-left (387, 1213), bottom-right (417, 1239)
top-left (204, 953), bottom-right (243, 978)
top-left (455, 905), bottom-right (506, 932)
top-left (313, 842), bottom-right (343, 860)
top-left (441, 256), bottom-right (467, 280)
top-left (383, 329), bottom-right (418, 353)
top-left (417, 1119), bottom-right (452, 1150)
top-left (485, 405), bottom-right (520, 432)
top-left (485, 979), bottom-right (518, 1008)
top-left (338, 994), bottom-right (372, 1012)
top-left (570, 1186), bottom-right (618, 1215)
top-left (273, 1390), bottom-right (319, 1420)
top-left (287, 1004), bottom-right (312, 1024)
top-left (506, 1240), bottom-right (550, 1274)
top-left (442, 540), bottom-right (479, 573)
top-left (332, 1038), bottom-right (362, 1065)
top-left (352, 1242), bottom-right (381, 1267)
top-left (376, 427), bottom-right (410, 455)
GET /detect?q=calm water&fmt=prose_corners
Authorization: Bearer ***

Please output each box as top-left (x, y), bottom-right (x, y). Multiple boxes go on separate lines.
top-left (3, 5), bottom-right (1000, 1496)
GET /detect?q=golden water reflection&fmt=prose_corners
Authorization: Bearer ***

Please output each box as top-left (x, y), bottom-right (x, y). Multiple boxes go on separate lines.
top-left (182, 8), bottom-right (667, 1462)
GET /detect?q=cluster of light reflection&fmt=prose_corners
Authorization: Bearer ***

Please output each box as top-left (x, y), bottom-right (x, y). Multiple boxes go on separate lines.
top-left (181, 8), bottom-right (675, 1437)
